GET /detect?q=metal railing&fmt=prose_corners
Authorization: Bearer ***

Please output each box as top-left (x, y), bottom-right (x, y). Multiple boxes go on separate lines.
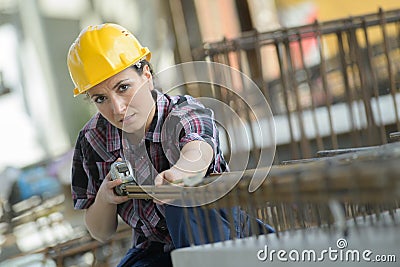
top-left (197, 8), bottom-right (400, 163)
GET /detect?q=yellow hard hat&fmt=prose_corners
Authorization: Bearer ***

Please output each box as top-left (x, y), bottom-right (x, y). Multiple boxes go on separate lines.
top-left (67, 23), bottom-right (151, 96)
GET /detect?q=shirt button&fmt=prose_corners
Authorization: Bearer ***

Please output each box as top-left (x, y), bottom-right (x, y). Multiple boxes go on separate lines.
top-left (160, 226), bottom-right (167, 230)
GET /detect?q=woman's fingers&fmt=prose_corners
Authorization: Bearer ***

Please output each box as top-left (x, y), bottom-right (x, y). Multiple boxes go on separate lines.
top-left (101, 173), bottom-right (129, 204)
top-left (108, 177), bottom-right (124, 189)
top-left (105, 172), bottom-right (124, 188)
top-left (112, 194), bottom-right (130, 204)
top-left (154, 173), bottom-right (164, 187)
top-left (154, 168), bottom-right (185, 186)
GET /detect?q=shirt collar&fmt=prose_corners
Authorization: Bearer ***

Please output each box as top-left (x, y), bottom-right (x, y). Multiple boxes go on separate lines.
top-left (145, 89), bottom-right (169, 142)
top-left (85, 113), bottom-right (121, 153)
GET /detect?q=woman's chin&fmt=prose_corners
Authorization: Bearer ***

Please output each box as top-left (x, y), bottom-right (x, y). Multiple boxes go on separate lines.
top-left (122, 123), bottom-right (145, 135)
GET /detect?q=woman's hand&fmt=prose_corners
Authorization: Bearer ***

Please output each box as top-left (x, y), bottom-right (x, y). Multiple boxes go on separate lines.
top-left (155, 141), bottom-right (213, 187)
top-left (153, 141), bottom-right (212, 204)
top-left (153, 166), bottom-right (187, 205)
top-left (154, 166), bottom-right (186, 186)
top-left (97, 173), bottom-right (130, 205)
top-left (85, 158), bottom-right (129, 242)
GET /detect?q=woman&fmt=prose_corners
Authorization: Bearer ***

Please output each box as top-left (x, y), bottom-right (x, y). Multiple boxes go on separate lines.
top-left (67, 23), bottom-right (233, 266)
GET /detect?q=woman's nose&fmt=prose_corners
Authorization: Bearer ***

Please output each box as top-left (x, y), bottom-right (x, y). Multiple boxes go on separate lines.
top-left (111, 96), bottom-right (126, 114)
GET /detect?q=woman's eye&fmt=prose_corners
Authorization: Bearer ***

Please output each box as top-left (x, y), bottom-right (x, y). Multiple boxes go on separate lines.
top-left (119, 84), bottom-right (130, 92)
top-left (94, 96), bottom-right (106, 104)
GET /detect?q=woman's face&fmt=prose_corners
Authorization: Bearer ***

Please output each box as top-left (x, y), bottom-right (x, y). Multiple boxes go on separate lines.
top-left (87, 65), bottom-right (155, 133)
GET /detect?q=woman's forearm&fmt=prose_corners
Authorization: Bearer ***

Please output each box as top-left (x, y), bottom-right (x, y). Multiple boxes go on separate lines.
top-left (174, 140), bottom-right (214, 177)
top-left (85, 195), bottom-right (118, 242)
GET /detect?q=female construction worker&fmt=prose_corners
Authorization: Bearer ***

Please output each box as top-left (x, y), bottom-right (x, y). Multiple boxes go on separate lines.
top-left (67, 23), bottom-right (235, 266)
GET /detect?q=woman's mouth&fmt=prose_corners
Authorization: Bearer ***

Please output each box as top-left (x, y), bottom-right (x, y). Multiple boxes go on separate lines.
top-left (122, 113), bottom-right (136, 123)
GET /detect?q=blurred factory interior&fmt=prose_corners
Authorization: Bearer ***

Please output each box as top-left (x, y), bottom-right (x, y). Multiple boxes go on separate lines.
top-left (0, 0), bottom-right (400, 266)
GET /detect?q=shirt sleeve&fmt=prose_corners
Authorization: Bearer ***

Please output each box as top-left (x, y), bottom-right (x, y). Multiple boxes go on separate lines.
top-left (178, 107), bottom-right (217, 152)
top-left (71, 132), bottom-right (98, 209)
top-left (166, 97), bottom-right (228, 174)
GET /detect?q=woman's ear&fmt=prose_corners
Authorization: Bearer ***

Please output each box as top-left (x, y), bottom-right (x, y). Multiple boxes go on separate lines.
top-left (143, 64), bottom-right (152, 79)
top-left (142, 64), bottom-right (154, 90)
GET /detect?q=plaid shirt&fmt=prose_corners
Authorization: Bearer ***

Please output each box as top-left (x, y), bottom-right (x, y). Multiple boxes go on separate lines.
top-left (71, 89), bottom-right (228, 251)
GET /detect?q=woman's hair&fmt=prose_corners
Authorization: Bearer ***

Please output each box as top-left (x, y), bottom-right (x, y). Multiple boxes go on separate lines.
top-left (131, 59), bottom-right (154, 76)
top-left (132, 59), bottom-right (158, 88)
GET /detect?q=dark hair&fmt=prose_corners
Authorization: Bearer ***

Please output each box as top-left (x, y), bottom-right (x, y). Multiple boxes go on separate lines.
top-left (131, 59), bottom-right (154, 76)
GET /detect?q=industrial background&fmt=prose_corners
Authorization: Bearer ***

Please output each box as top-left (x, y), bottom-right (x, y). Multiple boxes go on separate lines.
top-left (0, 0), bottom-right (399, 266)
